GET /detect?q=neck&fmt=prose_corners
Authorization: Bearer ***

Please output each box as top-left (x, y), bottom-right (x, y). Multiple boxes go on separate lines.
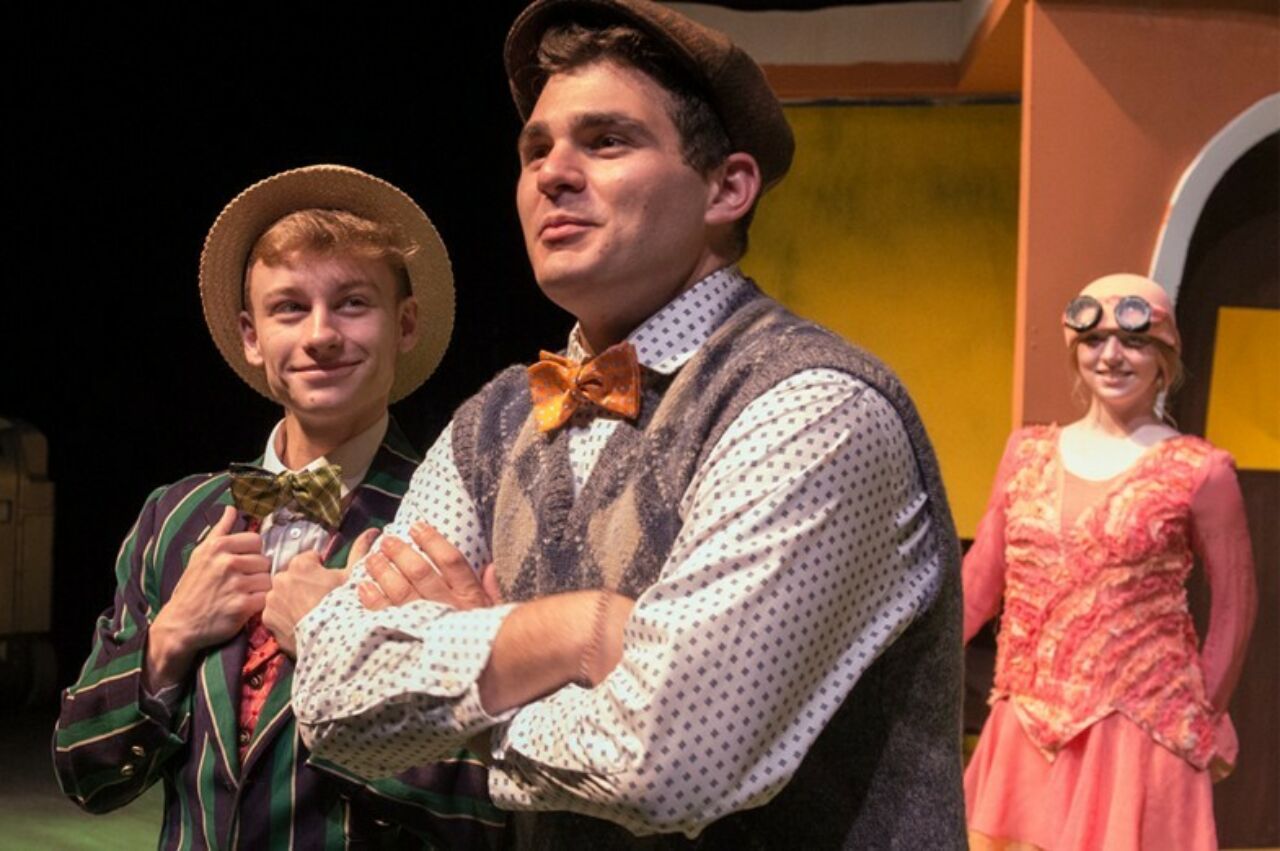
top-left (278, 407), bottom-right (384, 469)
top-left (577, 254), bottom-right (733, 353)
top-left (1078, 397), bottom-right (1161, 438)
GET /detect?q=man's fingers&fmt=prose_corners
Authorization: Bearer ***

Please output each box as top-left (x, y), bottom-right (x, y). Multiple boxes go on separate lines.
top-left (409, 523), bottom-right (481, 595)
top-left (238, 571), bottom-right (273, 594)
top-left (281, 550), bottom-right (324, 575)
top-left (219, 530), bottom-right (267, 554)
top-left (481, 564), bottom-right (503, 604)
top-left (230, 553), bottom-right (272, 575)
top-left (210, 505), bottom-right (238, 538)
top-left (202, 507), bottom-right (260, 553)
top-left (349, 528), bottom-right (381, 568)
top-left (358, 581), bottom-right (390, 611)
top-left (365, 552), bottom-right (413, 605)
top-left (379, 535), bottom-right (439, 588)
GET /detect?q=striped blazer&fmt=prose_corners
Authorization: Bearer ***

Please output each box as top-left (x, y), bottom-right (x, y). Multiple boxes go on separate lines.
top-left (54, 422), bottom-right (505, 849)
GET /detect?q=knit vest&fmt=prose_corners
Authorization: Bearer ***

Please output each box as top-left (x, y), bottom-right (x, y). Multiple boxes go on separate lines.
top-left (451, 286), bottom-right (966, 849)
top-left (993, 426), bottom-right (1223, 769)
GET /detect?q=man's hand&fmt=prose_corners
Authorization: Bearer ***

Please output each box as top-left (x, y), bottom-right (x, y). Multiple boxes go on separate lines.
top-left (358, 522), bottom-right (500, 611)
top-left (354, 523), bottom-right (634, 715)
top-left (146, 505), bottom-right (270, 690)
top-left (263, 528), bottom-right (379, 658)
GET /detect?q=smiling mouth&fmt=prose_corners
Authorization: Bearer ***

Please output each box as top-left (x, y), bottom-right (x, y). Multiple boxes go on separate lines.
top-left (292, 362), bottom-right (361, 377)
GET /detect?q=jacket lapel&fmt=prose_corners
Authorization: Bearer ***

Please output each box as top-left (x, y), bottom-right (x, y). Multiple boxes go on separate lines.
top-left (192, 487), bottom-right (248, 784)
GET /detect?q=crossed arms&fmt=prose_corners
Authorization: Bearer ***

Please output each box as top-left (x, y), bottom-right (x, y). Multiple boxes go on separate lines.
top-left (294, 371), bottom-right (944, 836)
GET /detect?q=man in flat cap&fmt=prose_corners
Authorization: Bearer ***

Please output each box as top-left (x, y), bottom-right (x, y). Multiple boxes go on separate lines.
top-left (293, 2), bottom-right (966, 846)
top-left (53, 165), bottom-right (503, 849)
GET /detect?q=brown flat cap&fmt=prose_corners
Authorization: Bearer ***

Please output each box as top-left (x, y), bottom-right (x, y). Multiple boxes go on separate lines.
top-left (505, 0), bottom-right (794, 190)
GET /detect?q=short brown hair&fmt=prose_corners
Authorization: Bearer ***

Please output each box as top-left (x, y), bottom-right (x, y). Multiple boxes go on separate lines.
top-left (244, 208), bottom-right (416, 304)
top-left (534, 23), bottom-right (754, 256)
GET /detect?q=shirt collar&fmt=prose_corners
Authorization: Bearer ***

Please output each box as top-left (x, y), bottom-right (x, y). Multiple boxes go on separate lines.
top-left (262, 413), bottom-right (389, 498)
top-left (565, 266), bottom-right (749, 375)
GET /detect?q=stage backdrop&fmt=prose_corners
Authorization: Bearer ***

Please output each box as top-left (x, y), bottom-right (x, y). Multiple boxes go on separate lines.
top-left (745, 101), bottom-right (1020, 538)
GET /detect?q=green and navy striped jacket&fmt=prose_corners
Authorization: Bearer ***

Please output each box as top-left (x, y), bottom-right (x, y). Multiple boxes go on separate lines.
top-left (54, 421), bottom-right (505, 849)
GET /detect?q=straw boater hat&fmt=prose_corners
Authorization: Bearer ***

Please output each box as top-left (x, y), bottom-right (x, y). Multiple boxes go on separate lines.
top-left (199, 164), bottom-right (454, 403)
top-left (504, 0), bottom-right (795, 190)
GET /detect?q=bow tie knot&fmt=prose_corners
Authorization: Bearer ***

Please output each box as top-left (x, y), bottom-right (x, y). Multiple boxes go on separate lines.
top-left (528, 342), bottom-right (641, 433)
top-left (228, 463), bottom-right (344, 528)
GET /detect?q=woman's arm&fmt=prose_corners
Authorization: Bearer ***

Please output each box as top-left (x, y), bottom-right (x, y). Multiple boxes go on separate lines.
top-left (1189, 450), bottom-right (1258, 713)
top-left (962, 431), bottom-right (1024, 644)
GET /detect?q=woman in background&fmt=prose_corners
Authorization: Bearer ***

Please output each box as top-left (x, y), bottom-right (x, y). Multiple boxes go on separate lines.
top-left (963, 273), bottom-right (1257, 850)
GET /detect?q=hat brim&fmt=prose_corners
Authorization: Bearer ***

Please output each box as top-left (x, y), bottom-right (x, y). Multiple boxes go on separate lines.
top-left (199, 164), bottom-right (454, 403)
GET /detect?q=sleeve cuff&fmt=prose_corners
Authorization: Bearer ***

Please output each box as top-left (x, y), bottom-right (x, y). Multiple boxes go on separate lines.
top-left (295, 596), bottom-right (520, 724)
top-left (135, 629), bottom-right (190, 733)
top-left (496, 682), bottom-right (645, 776)
top-left (138, 680), bottom-right (185, 727)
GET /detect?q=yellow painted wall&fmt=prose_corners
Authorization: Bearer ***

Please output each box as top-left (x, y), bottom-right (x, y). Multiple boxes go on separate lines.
top-left (743, 103), bottom-right (1020, 538)
top-left (1206, 307), bottom-right (1280, 472)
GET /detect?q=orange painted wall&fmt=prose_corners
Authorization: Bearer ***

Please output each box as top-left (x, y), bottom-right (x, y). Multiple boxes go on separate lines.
top-left (1016, 1), bottom-right (1280, 425)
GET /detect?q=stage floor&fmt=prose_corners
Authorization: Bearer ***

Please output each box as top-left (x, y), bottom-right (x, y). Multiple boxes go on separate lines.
top-left (0, 708), bottom-right (160, 850)
top-left (2, 707), bottom-right (1275, 850)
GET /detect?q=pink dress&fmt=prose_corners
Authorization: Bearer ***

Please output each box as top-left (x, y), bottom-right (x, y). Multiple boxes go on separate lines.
top-left (963, 425), bottom-right (1256, 851)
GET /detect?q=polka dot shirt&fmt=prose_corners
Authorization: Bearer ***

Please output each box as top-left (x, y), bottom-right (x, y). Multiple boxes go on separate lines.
top-left (293, 267), bottom-right (944, 837)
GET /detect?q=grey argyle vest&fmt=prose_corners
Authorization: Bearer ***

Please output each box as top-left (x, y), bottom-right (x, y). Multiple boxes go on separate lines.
top-left (451, 284), bottom-right (966, 850)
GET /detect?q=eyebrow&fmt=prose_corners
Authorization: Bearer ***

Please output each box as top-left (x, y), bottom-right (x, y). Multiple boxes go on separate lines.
top-left (518, 111), bottom-right (657, 150)
top-left (258, 277), bottom-right (378, 302)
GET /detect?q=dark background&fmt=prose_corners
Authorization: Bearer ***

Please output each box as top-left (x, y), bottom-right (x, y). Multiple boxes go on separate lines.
top-left (5, 0), bottom-right (959, 711)
top-left (8, 5), bottom-right (577, 684)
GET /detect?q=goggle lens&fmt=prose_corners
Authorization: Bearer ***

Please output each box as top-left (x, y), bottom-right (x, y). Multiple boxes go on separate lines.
top-left (1064, 296), bottom-right (1102, 331)
top-left (1114, 296), bottom-right (1153, 333)
top-left (1063, 294), bottom-right (1155, 334)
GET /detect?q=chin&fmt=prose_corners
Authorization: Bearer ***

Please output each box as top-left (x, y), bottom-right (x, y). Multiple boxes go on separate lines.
top-left (291, 400), bottom-right (359, 424)
top-left (533, 269), bottom-right (601, 314)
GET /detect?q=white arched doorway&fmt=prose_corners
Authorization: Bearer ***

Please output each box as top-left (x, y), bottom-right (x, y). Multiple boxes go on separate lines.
top-left (1150, 93), bottom-right (1280, 303)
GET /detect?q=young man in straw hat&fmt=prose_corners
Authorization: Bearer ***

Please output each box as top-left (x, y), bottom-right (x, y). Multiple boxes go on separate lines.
top-left (293, 2), bottom-right (967, 846)
top-left (53, 165), bottom-right (503, 849)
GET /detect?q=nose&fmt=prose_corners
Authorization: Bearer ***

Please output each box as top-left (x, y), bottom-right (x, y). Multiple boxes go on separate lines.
top-left (535, 141), bottom-right (585, 198)
top-left (1099, 335), bottom-right (1125, 362)
top-left (304, 307), bottom-right (342, 356)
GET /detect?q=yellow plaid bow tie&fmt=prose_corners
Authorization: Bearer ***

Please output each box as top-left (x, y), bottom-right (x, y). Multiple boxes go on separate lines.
top-left (228, 463), bottom-right (344, 529)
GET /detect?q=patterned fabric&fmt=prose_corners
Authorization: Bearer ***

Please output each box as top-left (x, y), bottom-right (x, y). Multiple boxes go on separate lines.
top-left (53, 421), bottom-right (504, 850)
top-left (229, 462), bottom-right (344, 528)
top-left (234, 513), bottom-right (286, 759)
top-left (237, 615), bottom-right (288, 764)
top-left (528, 342), bottom-right (641, 432)
top-left (992, 426), bottom-right (1223, 769)
top-left (294, 270), bottom-right (967, 847)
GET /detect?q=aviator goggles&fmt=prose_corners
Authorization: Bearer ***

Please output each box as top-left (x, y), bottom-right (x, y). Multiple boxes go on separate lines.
top-left (1063, 295), bottom-right (1158, 334)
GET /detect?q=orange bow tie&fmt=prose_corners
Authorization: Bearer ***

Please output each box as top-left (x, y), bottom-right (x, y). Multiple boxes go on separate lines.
top-left (527, 342), bottom-right (642, 432)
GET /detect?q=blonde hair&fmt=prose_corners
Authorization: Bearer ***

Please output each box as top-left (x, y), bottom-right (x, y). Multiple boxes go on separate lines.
top-left (1067, 335), bottom-right (1185, 413)
top-left (244, 208), bottom-right (416, 302)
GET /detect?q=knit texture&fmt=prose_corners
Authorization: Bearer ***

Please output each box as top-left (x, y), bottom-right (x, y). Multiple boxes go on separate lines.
top-left (451, 287), bottom-right (965, 848)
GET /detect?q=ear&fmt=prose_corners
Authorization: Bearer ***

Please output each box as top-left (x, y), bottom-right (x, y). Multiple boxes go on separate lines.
top-left (239, 310), bottom-right (265, 368)
top-left (396, 296), bottom-right (420, 354)
top-left (704, 152), bottom-right (762, 229)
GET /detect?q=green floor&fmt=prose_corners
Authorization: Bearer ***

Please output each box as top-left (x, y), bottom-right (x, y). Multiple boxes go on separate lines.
top-left (0, 709), bottom-right (163, 850)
